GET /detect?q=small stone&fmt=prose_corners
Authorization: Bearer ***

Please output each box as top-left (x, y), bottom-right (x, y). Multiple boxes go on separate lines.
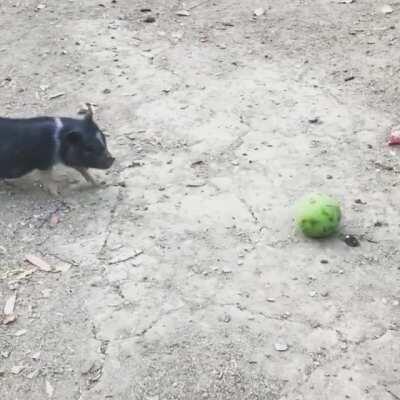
top-left (308, 117), bottom-right (322, 124)
top-left (320, 259), bottom-right (329, 264)
top-left (103, 88), bottom-right (111, 94)
top-left (143, 16), bottom-right (156, 23)
top-left (381, 4), bottom-right (393, 14)
top-left (176, 10), bottom-right (190, 16)
top-left (89, 277), bottom-right (102, 287)
top-left (310, 320), bottom-right (321, 329)
top-left (344, 234), bottom-right (360, 247)
top-left (253, 8), bottom-right (265, 16)
top-left (219, 313), bottom-right (231, 323)
top-left (32, 352), bottom-right (41, 360)
top-left (15, 329), bottom-right (27, 337)
top-left (274, 341), bottom-right (289, 352)
top-left (309, 291), bottom-right (317, 297)
top-left (266, 297), bottom-right (275, 303)
top-left (186, 180), bottom-right (206, 188)
top-left (354, 199), bottom-right (366, 205)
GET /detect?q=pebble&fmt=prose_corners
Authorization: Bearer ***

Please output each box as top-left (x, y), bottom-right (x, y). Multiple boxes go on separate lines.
top-left (381, 5), bottom-right (393, 14)
top-left (344, 234), bottom-right (360, 247)
top-left (143, 16), bottom-right (156, 23)
top-left (176, 10), bottom-right (190, 16)
top-left (309, 117), bottom-right (322, 124)
top-left (253, 8), bottom-right (265, 16)
top-left (219, 313), bottom-right (231, 323)
top-left (274, 341), bottom-right (289, 352)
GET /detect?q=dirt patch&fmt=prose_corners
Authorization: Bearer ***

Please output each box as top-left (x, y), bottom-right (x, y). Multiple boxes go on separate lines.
top-left (1, 1), bottom-right (399, 399)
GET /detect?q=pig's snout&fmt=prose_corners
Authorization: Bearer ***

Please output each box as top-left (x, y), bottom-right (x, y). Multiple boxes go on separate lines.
top-left (100, 150), bottom-right (115, 169)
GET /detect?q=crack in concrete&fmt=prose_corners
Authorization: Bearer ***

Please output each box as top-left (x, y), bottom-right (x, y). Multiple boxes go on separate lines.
top-left (239, 197), bottom-right (259, 226)
top-left (98, 187), bottom-right (124, 257)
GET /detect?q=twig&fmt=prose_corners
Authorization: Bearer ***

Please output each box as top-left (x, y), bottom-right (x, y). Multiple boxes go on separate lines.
top-left (189, 0), bottom-right (210, 10)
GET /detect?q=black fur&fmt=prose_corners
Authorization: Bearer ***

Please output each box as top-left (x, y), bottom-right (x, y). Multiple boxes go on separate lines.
top-left (0, 112), bottom-right (114, 181)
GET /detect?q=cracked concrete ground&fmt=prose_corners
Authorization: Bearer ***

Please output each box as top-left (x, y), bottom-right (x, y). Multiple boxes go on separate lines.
top-left (0, 0), bottom-right (400, 399)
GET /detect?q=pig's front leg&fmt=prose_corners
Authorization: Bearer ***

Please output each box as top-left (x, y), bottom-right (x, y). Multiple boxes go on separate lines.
top-left (39, 169), bottom-right (59, 196)
top-left (75, 167), bottom-right (98, 186)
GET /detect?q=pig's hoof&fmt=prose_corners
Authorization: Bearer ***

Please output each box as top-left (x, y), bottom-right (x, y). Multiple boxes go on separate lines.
top-left (45, 182), bottom-right (60, 197)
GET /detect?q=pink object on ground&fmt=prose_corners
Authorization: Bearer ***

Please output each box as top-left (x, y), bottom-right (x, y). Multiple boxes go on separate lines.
top-left (388, 127), bottom-right (400, 145)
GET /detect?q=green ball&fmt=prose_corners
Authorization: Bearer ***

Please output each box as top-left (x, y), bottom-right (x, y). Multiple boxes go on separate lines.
top-left (295, 194), bottom-right (341, 238)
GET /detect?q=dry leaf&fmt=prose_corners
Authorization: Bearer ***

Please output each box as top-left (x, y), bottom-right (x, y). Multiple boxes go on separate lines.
top-left (3, 313), bottom-right (17, 325)
top-left (12, 268), bottom-right (36, 281)
top-left (49, 213), bottom-right (60, 226)
top-left (4, 292), bottom-right (17, 315)
top-left (27, 369), bottom-right (39, 379)
top-left (46, 380), bottom-right (54, 398)
top-left (41, 289), bottom-right (52, 298)
top-left (54, 262), bottom-right (71, 273)
top-left (25, 255), bottom-right (52, 272)
top-left (11, 365), bottom-right (24, 374)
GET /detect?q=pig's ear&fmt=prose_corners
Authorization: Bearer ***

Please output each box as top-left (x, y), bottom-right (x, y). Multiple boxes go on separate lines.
top-left (66, 131), bottom-right (83, 145)
top-left (77, 103), bottom-right (94, 120)
top-left (84, 103), bottom-right (94, 120)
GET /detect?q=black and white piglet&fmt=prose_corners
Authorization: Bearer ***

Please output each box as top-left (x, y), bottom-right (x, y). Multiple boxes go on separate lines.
top-left (0, 104), bottom-right (114, 195)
